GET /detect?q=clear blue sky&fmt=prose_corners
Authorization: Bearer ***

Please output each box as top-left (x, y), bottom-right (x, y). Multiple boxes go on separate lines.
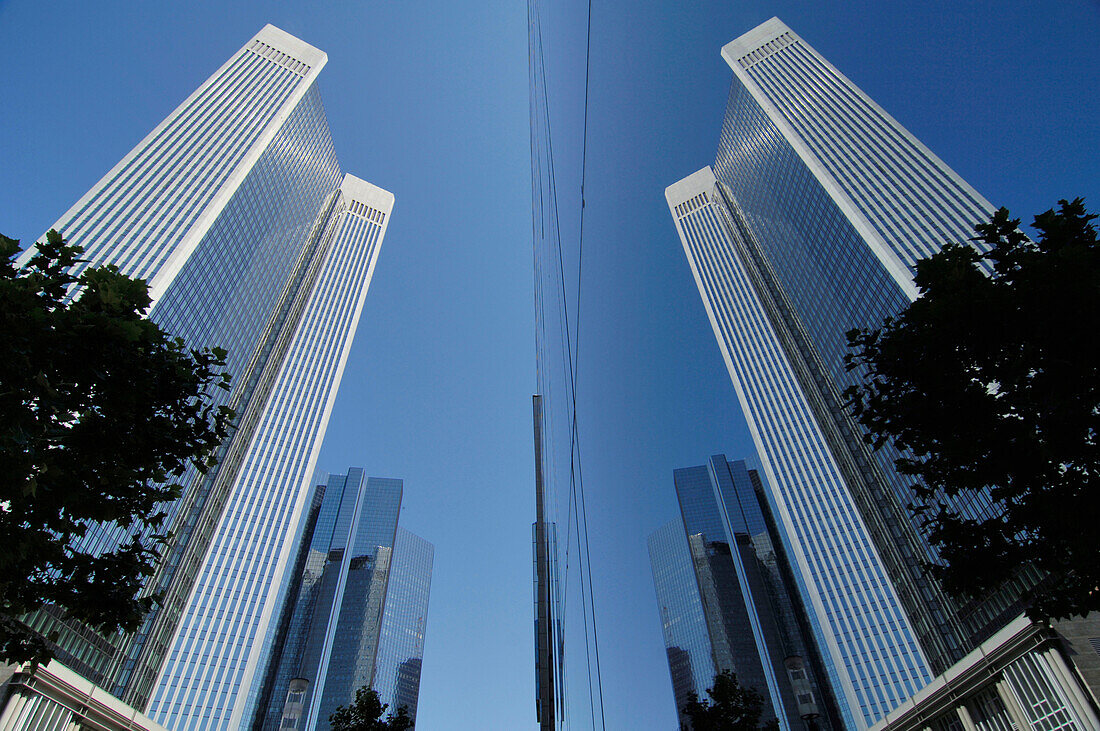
top-left (1, 1), bottom-right (1097, 729)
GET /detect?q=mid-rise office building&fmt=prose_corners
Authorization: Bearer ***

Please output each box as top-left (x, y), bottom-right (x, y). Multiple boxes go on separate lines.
top-left (649, 456), bottom-right (838, 730)
top-left (17, 25), bottom-right (393, 730)
top-left (256, 471), bottom-right (432, 731)
top-left (0, 662), bottom-right (168, 731)
top-left (666, 16), bottom-right (1098, 730)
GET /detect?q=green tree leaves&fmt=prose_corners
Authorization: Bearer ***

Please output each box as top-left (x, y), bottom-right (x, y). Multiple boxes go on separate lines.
top-left (681, 670), bottom-right (774, 730)
top-left (329, 687), bottom-right (413, 730)
top-left (845, 199), bottom-right (1100, 621)
top-left (0, 230), bottom-right (234, 665)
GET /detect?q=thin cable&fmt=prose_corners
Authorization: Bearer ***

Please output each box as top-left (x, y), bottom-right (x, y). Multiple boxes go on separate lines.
top-left (571, 0), bottom-right (607, 726)
top-left (530, 2), bottom-right (578, 724)
top-left (530, 0), bottom-right (606, 726)
top-left (537, 20), bottom-right (595, 726)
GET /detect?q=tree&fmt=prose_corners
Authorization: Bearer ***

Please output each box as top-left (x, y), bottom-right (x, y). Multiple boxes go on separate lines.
top-left (329, 687), bottom-right (413, 731)
top-left (844, 199), bottom-right (1100, 621)
top-left (0, 230), bottom-right (234, 665)
top-left (681, 670), bottom-right (774, 730)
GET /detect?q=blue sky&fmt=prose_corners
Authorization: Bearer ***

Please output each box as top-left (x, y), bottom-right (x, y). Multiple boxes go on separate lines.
top-left (1, 1), bottom-right (1097, 729)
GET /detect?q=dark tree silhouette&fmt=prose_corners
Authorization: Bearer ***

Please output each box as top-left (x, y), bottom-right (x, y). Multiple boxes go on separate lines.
top-left (329, 686), bottom-right (412, 730)
top-left (844, 199), bottom-right (1100, 621)
top-left (0, 230), bottom-right (234, 665)
top-left (681, 670), bottom-right (775, 730)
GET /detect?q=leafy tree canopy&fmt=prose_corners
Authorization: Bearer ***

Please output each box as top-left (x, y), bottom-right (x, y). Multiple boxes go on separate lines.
top-left (682, 670), bottom-right (775, 730)
top-left (844, 199), bottom-right (1100, 621)
top-left (0, 230), bottom-right (234, 665)
top-left (329, 686), bottom-right (412, 731)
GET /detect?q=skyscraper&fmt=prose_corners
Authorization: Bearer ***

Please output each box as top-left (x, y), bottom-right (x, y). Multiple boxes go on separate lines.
top-left (373, 529), bottom-right (434, 725)
top-left (531, 395), bottom-right (560, 731)
top-left (649, 456), bottom-right (838, 730)
top-left (648, 521), bottom-right (718, 726)
top-left (255, 472), bottom-right (432, 731)
top-left (17, 25), bottom-right (393, 729)
top-left (149, 172), bottom-right (391, 731)
top-left (666, 17), bottom-right (1097, 729)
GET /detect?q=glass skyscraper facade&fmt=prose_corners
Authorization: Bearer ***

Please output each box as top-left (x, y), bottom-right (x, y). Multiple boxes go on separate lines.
top-left (650, 456), bottom-right (838, 731)
top-left (647, 520), bottom-right (716, 727)
top-left (373, 529), bottom-right (434, 725)
top-left (668, 161), bottom-right (929, 728)
top-left (665, 17), bottom-right (1088, 730)
top-left (255, 472), bottom-right (432, 731)
top-left (713, 17), bottom-right (1026, 661)
top-left (150, 171), bottom-right (391, 731)
top-left (17, 25), bottom-right (394, 730)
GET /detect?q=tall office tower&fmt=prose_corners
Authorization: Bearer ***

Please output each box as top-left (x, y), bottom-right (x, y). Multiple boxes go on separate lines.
top-left (372, 529), bottom-right (434, 725)
top-left (648, 520), bottom-right (717, 726)
top-left (649, 456), bottom-right (838, 730)
top-left (667, 154), bottom-right (930, 719)
top-left (666, 17), bottom-right (1097, 730)
top-left (255, 472), bottom-right (432, 731)
top-left (17, 25), bottom-right (394, 730)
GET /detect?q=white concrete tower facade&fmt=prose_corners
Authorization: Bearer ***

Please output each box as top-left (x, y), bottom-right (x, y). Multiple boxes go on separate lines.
top-left (19, 26), bottom-right (394, 730)
top-left (147, 175), bottom-right (392, 731)
top-left (667, 16), bottom-right (1011, 729)
top-left (667, 168), bottom-right (930, 730)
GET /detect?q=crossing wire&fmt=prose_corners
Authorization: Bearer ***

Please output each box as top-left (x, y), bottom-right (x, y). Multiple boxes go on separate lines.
top-left (528, 0), bottom-right (606, 727)
top-left (572, 0), bottom-right (608, 727)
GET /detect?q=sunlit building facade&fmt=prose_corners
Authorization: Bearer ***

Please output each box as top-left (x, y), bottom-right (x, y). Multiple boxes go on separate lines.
top-left (668, 161), bottom-right (930, 728)
top-left (255, 472), bottom-right (432, 731)
top-left (17, 24), bottom-right (393, 730)
top-left (0, 661), bottom-right (169, 731)
top-left (666, 16), bottom-right (1098, 730)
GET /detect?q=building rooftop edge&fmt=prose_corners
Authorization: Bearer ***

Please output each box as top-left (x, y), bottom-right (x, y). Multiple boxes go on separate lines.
top-left (254, 24), bottom-right (327, 70)
top-left (396, 526), bottom-right (436, 551)
top-left (340, 174), bottom-right (395, 214)
top-left (665, 166), bottom-right (716, 206)
top-left (646, 518), bottom-right (685, 545)
top-left (721, 17), bottom-right (791, 69)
